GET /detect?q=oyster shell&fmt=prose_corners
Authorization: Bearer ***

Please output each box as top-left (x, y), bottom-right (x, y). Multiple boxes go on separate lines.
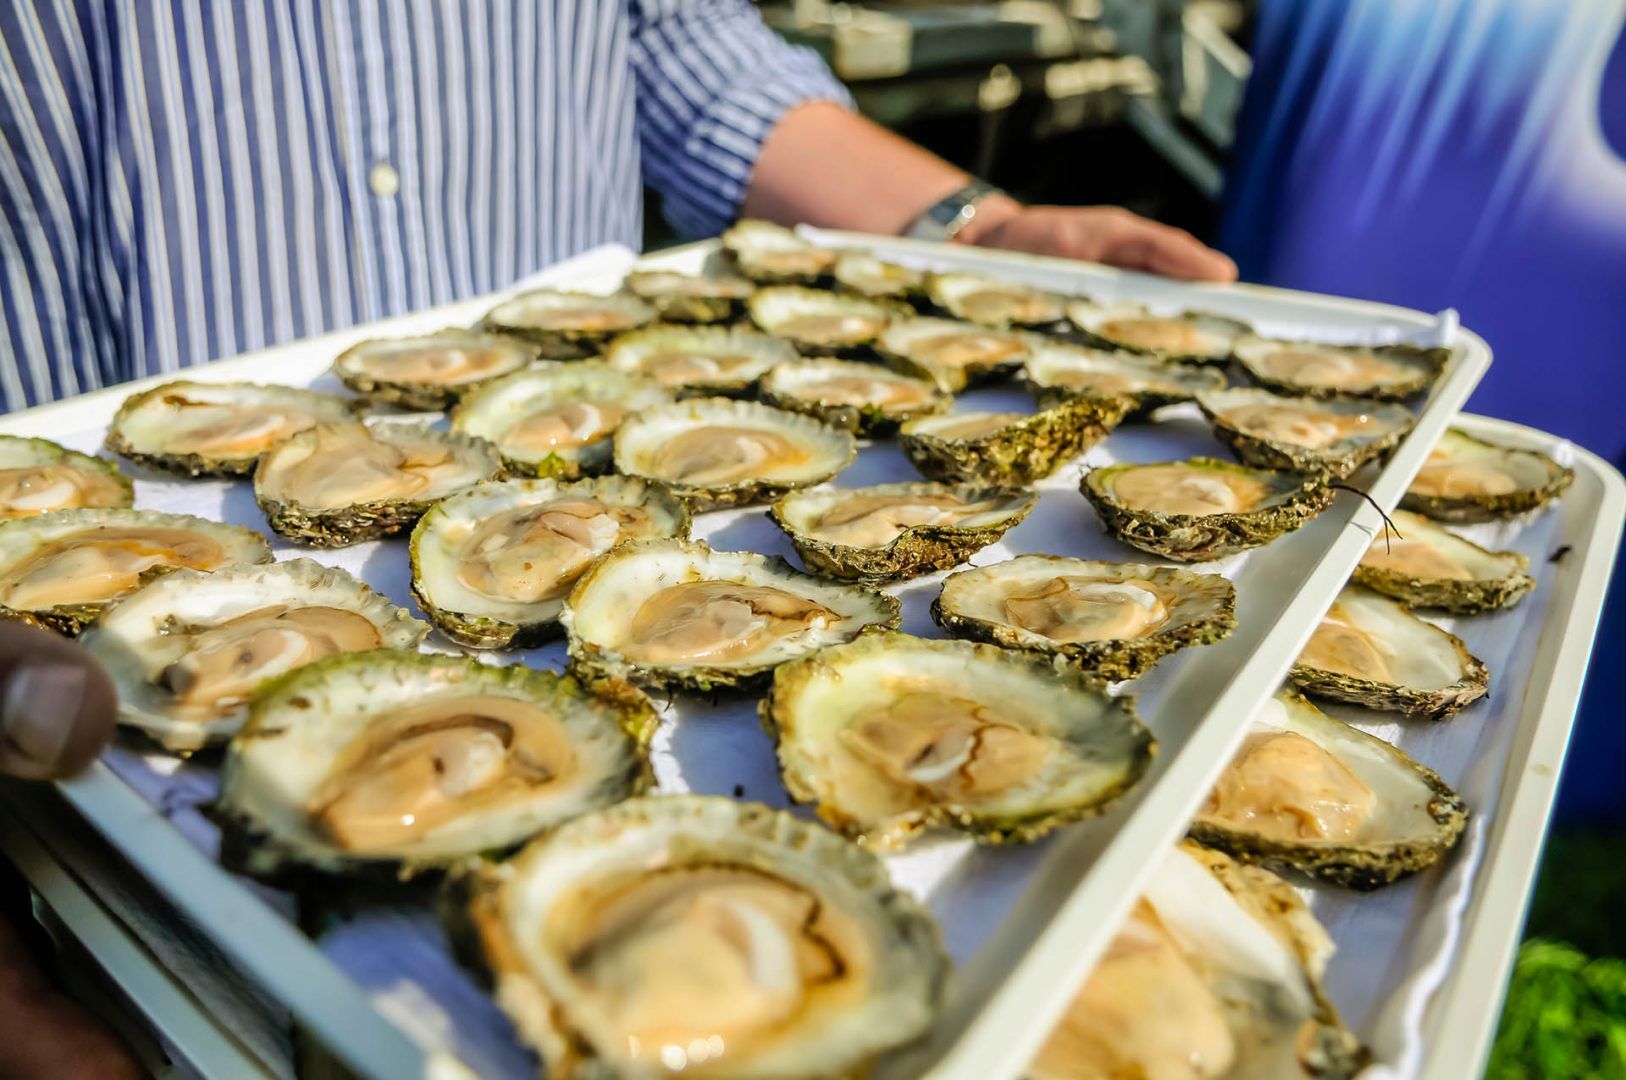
top-left (0, 436), bottom-right (131, 521)
top-left (1353, 509), bottom-right (1534, 613)
top-left (1023, 341), bottom-right (1227, 418)
top-left (1082, 458), bottom-right (1333, 562)
top-left (924, 271), bottom-right (1066, 328)
top-left (1191, 691), bottom-right (1468, 889)
top-left (622, 268), bottom-right (754, 324)
top-left (1234, 335), bottom-right (1445, 400)
top-left (1289, 585), bottom-right (1489, 719)
top-left (1400, 428), bottom-right (1573, 522)
top-left (216, 650), bottom-right (656, 880)
top-left (80, 559), bottom-right (426, 752)
top-left (748, 285), bottom-right (895, 356)
top-left (1198, 387), bottom-right (1415, 477)
top-left (763, 632), bottom-right (1154, 848)
top-left (254, 421), bottom-right (504, 546)
top-left (443, 795), bottom-right (948, 1079)
top-left (756, 358), bottom-right (948, 435)
top-left (106, 380), bottom-right (357, 477)
top-left (0, 508), bottom-right (271, 634)
top-left (1066, 301), bottom-right (1249, 364)
top-left (332, 330), bottom-right (539, 411)
top-left (832, 250), bottom-right (925, 302)
top-left (933, 556), bottom-right (1235, 681)
top-left (771, 482), bottom-right (1035, 582)
top-left (602, 324), bottom-right (796, 398)
top-left (410, 477), bottom-right (690, 649)
top-left (874, 315), bottom-right (1030, 391)
top-left (613, 398), bottom-right (855, 510)
top-left (482, 289), bottom-right (655, 359)
top-left (898, 396), bottom-right (1129, 487)
top-left (450, 362), bottom-right (669, 479)
top-left (561, 538), bottom-right (900, 693)
top-left (721, 218), bottom-right (836, 284)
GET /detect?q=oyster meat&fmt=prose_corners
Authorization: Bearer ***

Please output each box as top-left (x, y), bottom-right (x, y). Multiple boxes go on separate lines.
top-left (924, 271), bottom-right (1066, 328)
top-left (721, 219), bottom-right (837, 284)
top-left (748, 285), bottom-right (894, 356)
top-left (832, 250), bottom-right (925, 301)
top-left (1066, 301), bottom-right (1248, 364)
top-left (106, 380), bottom-right (356, 477)
top-left (0, 508), bottom-right (270, 634)
top-left (254, 421), bottom-right (504, 546)
top-left (1198, 387), bottom-right (1415, 477)
top-left (1353, 509), bottom-right (1534, 613)
top-left (1289, 585), bottom-right (1489, 719)
top-left (875, 316), bottom-right (1030, 391)
top-left (482, 289), bottom-right (655, 359)
top-left (623, 268), bottom-right (755, 324)
top-left (1400, 428), bottom-right (1573, 522)
top-left (933, 556), bottom-right (1235, 681)
top-left (756, 358), bottom-right (948, 435)
top-left (332, 330), bottom-right (539, 411)
top-left (1234, 335), bottom-right (1445, 400)
top-left (771, 482), bottom-right (1035, 582)
top-left (216, 651), bottom-right (656, 879)
top-left (561, 538), bottom-right (899, 693)
top-left (1192, 691), bottom-right (1468, 889)
top-left (1024, 342), bottom-right (1227, 418)
top-left (444, 795), bottom-right (947, 1079)
top-left (603, 325), bottom-right (796, 398)
top-left (411, 477), bottom-right (690, 649)
top-left (0, 436), bottom-right (131, 520)
top-left (898, 396), bottom-right (1129, 487)
top-left (1082, 458), bottom-right (1333, 562)
top-left (80, 559), bottom-right (425, 752)
top-left (763, 633), bottom-right (1154, 848)
top-left (613, 398), bottom-right (855, 510)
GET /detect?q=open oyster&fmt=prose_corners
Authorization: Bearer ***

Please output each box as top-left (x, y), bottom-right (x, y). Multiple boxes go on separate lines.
top-left (603, 325), bottom-right (796, 398)
top-left (763, 633), bottom-right (1154, 848)
top-left (444, 795), bottom-right (947, 1079)
top-left (771, 482), bottom-right (1035, 582)
top-left (562, 538), bottom-right (899, 693)
top-left (875, 316), bottom-right (1030, 391)
top-left (1400, 428), bottom-right (1573, 522)
top-left (933, 556), bottom-right (1235, 681)
top-left (1290, 585), bottom-right (1489, 719)
top-left (924, 271), bottom-right (1066, 328)
top-left (898, 396), bottom-right (1129, 487)
top-left (757, 358), bottom-right (948, 435)
top-left (721, 219), bottom-right (837, 284)
top-left (623, 268), bottom-right (754, 324)
top-left (450, 362), bottom-right (669, 479)
top-left (1198, 387), bottom-right (1415, 477)
top-left (254, 421), bottom-right (504, 546)
top-left (332, 330), bottom-right (539, 411)
top-left (1027, 843), bottom-right (1363, 1080)
top-left (482, 289), bottom-right (655, 359)
top-left (410, 477), bottom-right (690, 649)
top-left (613, 398), bottom-right (855, 510)
top-left (748, 285), bottom-right (894, 356)
top-left (1024, 342), bottom-right (1227, 418)
top-left (106, 381), bottom-right (356, 477)
top-left (1191, 691), bottom-right (1468, 889)
top-left (0, 436), bottom-right (131, 520)
top-left (80, 559), bottom-right (425, 752)
top-left (1353, 509), bottom-right (1534, 613)
top-left (0, 509), bottom-right (270, 634)
top-left (216, 651), bottom-right (656, 880)
top-left (1066, 301), bottom-right (1248, 364)
top-left (833, 250), bottom-right (925, 301)
top-left (1234, 335), bottom-right (1445, 400)
top-left (1082, 458), bottom-right (1333, 561)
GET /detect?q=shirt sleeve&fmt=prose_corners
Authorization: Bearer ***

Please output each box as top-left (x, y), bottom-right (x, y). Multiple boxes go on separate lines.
top-left (628, 0), bottom-right (854, 238)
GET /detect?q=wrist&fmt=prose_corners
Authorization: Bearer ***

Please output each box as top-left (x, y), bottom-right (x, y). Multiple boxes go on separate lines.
top-left (950, 194), bottom-right (1022, 246)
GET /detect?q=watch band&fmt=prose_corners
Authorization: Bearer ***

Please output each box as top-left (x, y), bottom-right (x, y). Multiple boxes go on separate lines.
top-left (905, 179), bottom-right (1007, 242)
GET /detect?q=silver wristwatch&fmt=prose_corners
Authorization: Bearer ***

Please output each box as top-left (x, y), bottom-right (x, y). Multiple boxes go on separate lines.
top-left (905, 179), bottom-right (1007, 242)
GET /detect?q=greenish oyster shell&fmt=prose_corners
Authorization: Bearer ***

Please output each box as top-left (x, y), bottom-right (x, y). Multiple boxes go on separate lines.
top-left (481, 288), bottom-right (655, 359)
top-left (1353, 509), bottom-right (1533, 613)
top-left (0, 508), bottom-right (271, 634)
top-left (1233, 334), bottom-right (1447, 401)
top-left (1197, 387), bottom-right (1415, 478)
top-left (613, 397), bottom-right (856, 510)
top-left (449, 361), bottom-right (669, 479)
top-left (409, 476), bottom-right (691, 650)
top-left (622, 268), bottom-right (754, 324)
top-left (1190, 691), bottom-right (1468, 890)
top-left (0, 435), bottom-right (132, 521)
top-left (1022, 341), bottom-right (1227, 419)
top-left (80, 559), bottom-right (426, 753)
top-left (757, 358), bottom-right (949, 435)
top-left (1400, 428), bottom-right (1574, 523)
top-left (923, 271), bottom-right (1067, 328)
top-left (874, 315), bottom-right (1031, 391)
top-left (602, 323), bottom-right (796, 398)
top-left (832, 249), bottom-right (926, 302)
top-left (770, 481), bottom-right (1036, 583)
top-left (762, 632), bottom-right (1155, 849)
top-left (932, 556), bottom-right (1235, 682)
top-left (216, 650), bottom-right (658, 882)
top-left (105, 380), bottom-right (358, 477)
top-left (254, 421), bottom-right (504, 547)
top-left (1289, 585), bottom-right (1489, 720)
top-left (332, 330), bottom-right (539, 412)
top-left (898, 396), bottom-right (1129, 487)
top-left (721, 218), bottom-right (837, 284)
top-left (561, 537), bottom-right (900, 693)
top-left (747, 284), bottom-right (896, 356)
top-left (1081, 457), bottom-right (1333, 562)
top-left (441, 795), bottom-right (948, 1079)
top-left (1066, 300), bottom-right (1249, 364)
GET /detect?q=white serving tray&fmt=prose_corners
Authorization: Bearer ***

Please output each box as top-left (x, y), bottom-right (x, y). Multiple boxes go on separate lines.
top-left (5, 236), bottom-right (1604, 1080)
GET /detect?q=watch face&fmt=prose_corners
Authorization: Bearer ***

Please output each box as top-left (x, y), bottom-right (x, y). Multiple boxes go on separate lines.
top-left (909, 182), bottom-right (1002, 241)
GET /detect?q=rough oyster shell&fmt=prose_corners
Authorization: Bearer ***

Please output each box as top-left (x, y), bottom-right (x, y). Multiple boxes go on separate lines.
top-left (1066, 301), bottom-right (1248, 364)
top-left (924, 271), bottom-right (1067, 328)
top-left (0, 436), bottom-right (132, 521)
top-left (1400, 428), bottom-right (1573, 522)
top-left (1023, 341), bottom-right (1227, 418)
top-left (1353, 509), bottom-right (1534, 613)
top-left (602, 324), bottom-right (796, 398)
top-left (748, 285), bottom-right (896, 356)
top-left (1198, 387), bottom-right (1415, 477)
top-left (832, 250), bottom-right (926, 302)
top-left (756, 358), bottom-right (949, 435)
top-left (332, 330), bottom-right (540, 411)
top-left (106, 380), bottom-right (357, 477)
top-left (874, 315), bottom-right (1031, 391)
top-left (622, 268), bottom-right (755, 324)
top-left (721, 219), bottom-right (837, 284)
top-left (898, 396), bottom-right (1129, 487)
top-left (481, 289), bottom-right (655, 359)
top-left (1234, 335), bottom-right (1446, 400)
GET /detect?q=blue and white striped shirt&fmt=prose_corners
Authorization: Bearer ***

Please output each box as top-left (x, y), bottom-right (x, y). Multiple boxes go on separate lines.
top-left (0, 1), bottom-right (851, 412)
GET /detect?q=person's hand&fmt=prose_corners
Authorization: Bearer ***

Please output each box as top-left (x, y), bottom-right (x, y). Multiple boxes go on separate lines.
top-left (957, 198), bottom-right (1238, 283)
top-left (0, 622), bottom-right (118, 780)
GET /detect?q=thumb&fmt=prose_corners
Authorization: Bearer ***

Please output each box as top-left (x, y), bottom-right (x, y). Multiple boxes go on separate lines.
top-left (0, 622), bottom-right (119, 780)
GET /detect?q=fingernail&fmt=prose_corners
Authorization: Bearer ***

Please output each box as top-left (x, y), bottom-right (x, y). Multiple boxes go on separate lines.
top-left (1, 662), bottom-right (85, 778)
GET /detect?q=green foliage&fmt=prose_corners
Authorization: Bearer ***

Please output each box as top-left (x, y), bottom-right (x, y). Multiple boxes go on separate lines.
top-left (1487, 940), bottom-right (1626, 1080)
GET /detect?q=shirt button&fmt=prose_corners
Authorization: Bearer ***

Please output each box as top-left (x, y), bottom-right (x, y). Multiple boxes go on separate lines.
top-left (369, 161), bottom-right (400, 197)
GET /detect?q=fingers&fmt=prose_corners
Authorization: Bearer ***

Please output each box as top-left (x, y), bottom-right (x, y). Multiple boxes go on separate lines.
top-left (1098, 212), bottom-right (1238, 282)
top-left (0, 622), bottom-right (118, 780)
